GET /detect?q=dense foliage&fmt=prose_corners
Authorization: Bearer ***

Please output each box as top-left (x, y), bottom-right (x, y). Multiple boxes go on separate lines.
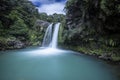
top-left (64, 0), bottom-right (120, 61)
top-left (0, 0), bottom-right (65, 50)
top-left (38, 13), bottom-right (65, 23)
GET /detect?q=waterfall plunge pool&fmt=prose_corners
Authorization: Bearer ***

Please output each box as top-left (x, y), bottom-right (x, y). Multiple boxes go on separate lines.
top-left (0, 47), bottom-right (119, 80)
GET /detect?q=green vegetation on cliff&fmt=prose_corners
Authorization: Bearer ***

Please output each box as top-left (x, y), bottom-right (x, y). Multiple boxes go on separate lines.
top-left (64, 0), bottom-right (120, 61)
top-left (0, 0), bottom-right (65, 50)
top-left (0, 0), bottom-right (38, 50)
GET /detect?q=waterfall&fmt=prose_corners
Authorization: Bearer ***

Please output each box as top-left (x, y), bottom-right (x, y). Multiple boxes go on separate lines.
top-left (42, 23), bottom-right (60, 48)
top-left (51, 23), bottom-right (60, 48)
top-left (42, 23), bottom-right (53, 47)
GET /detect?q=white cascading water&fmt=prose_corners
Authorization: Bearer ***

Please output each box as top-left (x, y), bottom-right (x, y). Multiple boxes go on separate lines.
top-left (42, 23), bottom-right (60, 48)
top-left (51, 23), bottom-right (60, 48)
top-left (42, 23), bottom-right (53, 47)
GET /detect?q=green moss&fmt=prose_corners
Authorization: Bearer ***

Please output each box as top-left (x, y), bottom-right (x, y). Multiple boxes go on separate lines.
top-left (58, 24), bottom-right (65, 44)
top-left (112, 56), bottom-right (120, 61)
top-left (64, 44), bottom-right (120, 61)
top-left (0, 37), bottom-right (7, 44)
top-left (76, 47), bottom-right (104, 55)
top-left (32, 41), bottom-right (40, 46)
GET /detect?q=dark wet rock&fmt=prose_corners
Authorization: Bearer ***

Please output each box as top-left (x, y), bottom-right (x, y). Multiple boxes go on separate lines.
top-left (7, 40), bottom-right (25, 49)
top-left (36, 20), bottom-right (50, 27)
top-left (99, 53), bottom-right (112, 60)
top-left (13, 40), bottom-right (25, 49)
top-left (33, 20), bottom-right (51, 33)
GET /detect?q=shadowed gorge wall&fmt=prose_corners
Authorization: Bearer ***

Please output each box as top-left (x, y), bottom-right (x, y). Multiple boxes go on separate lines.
top-left (63, 0), bottom-right (120, 61)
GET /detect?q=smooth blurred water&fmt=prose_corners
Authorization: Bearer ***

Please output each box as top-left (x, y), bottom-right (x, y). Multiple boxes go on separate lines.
top-left (51, 23), bottom-right (60, 48)
top-left (0, 47), bottom-right (119, 80)
top-left (42, 23), bottom-right (53, 47)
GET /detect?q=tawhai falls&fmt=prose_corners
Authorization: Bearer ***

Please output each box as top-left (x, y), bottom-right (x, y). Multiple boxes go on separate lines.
top-left (0, 0), bottom-right (120, 80)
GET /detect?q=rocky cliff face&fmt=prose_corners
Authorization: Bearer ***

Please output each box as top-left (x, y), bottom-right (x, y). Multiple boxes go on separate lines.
top-left (64, 0), bottom-right (120, 61)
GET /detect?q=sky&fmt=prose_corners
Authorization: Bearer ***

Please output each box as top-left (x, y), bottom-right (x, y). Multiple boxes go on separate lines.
top-left (29, 0), bottom-right (66, 15)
